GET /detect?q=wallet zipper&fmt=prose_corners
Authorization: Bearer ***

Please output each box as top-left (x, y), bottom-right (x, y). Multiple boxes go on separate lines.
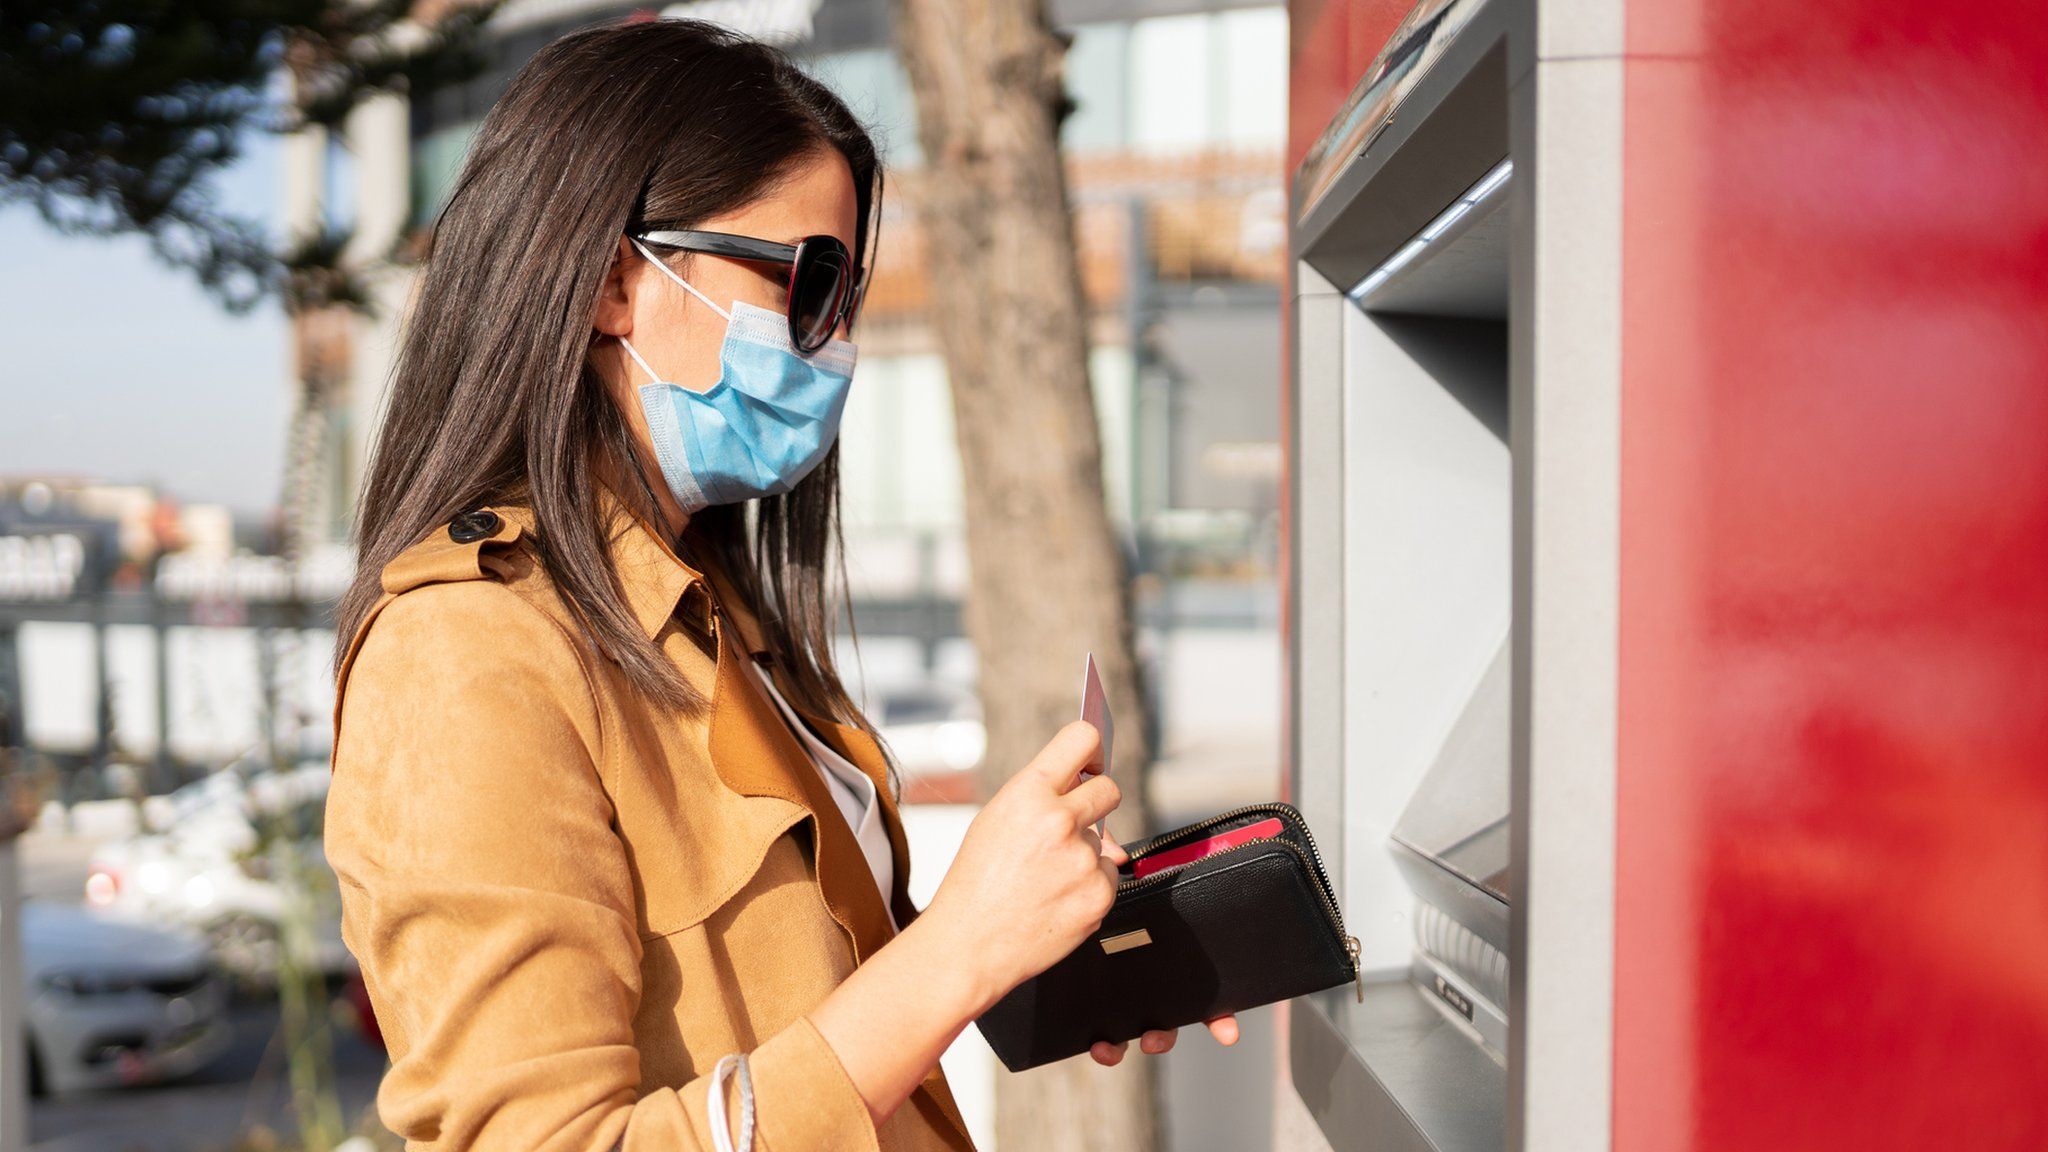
top-left (1116, 803), bottom-right (1363, 1000)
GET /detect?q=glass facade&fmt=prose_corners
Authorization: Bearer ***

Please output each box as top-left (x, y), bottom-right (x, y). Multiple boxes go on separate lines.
top-left (403, 7), bottom-right (1287, 227)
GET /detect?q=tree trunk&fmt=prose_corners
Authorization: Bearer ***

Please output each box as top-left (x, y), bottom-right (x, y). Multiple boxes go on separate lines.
top-left (889, 0), bottom-right (1161, 1149)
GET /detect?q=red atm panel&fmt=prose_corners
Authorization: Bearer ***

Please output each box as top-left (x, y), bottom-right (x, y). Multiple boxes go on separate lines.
top-left (1616, 1), bottom-right (2048, 1149)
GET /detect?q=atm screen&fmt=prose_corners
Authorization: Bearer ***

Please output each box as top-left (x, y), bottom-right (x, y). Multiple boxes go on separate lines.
top-left (1391, 638), bottom-right (1512, 910)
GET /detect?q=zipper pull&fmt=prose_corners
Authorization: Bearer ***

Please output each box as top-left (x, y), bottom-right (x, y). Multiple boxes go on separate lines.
top-left (1345, 935), bottom-right (1363, 1003)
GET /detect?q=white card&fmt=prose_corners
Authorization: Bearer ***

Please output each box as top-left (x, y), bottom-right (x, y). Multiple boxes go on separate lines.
top-left (1079, 653), bottom-right (1113, 838)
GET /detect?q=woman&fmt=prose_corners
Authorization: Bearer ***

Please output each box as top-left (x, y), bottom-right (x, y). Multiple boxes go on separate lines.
top-left (323, 18), bottom-right (1238, 1152)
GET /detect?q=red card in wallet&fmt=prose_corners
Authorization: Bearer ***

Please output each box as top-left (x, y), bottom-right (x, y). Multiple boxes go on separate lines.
top-left (1132, 817), bottom-right (1287, 880)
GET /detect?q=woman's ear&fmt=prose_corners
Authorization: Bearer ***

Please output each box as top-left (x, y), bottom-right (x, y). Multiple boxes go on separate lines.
top-left (592, 235), bottom-right (637, 338)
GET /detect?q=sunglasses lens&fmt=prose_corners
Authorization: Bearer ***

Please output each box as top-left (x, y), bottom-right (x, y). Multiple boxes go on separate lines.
top-left (791, 243), bottom-right (850, 353)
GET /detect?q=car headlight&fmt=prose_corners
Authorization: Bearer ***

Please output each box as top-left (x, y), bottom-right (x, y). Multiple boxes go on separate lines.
top-left (136, 861), bottom-right (173, 895)
top-left (84, 870), bottom-right (120, 907)
top-left (936, 720), bottom-right (987, 771)
top-left (182, 874), bottom-right (217, 909)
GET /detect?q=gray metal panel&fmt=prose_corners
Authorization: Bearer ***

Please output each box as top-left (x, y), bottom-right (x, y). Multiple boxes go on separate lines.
top-left (1288, 262), bottom-right (1348, 895)
top-left (1504, 25), bottom-right (1623, 1152)
top-left (1335, 303), bottom-right (1510, 979)
top-left (1290, 0), bottom-right (1529, 292)
top-left (1357, 194), bottom-right (1512, 320)
top-left (1288, 980), bottom-right (1506, 1152)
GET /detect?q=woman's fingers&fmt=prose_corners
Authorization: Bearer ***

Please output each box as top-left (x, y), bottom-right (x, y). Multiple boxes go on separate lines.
top-left (1091, 1017), bottom-right (1240, 1064)
top-left (1026, 720), bottom-right (1103, 789)
top-left (1065, 770), bottom-right (1122, 830)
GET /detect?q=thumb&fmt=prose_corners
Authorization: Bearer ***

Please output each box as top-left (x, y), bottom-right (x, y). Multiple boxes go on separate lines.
top-left (1100, 826), bottom-right (1130, 865)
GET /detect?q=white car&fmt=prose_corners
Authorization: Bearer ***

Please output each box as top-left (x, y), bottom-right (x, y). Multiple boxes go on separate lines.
top-left (85, 762), bottom-right (353, 987)
top-left (869, 680), bottom-right (987, 776)
top-left (20, 899), bottom-right (233, 1096)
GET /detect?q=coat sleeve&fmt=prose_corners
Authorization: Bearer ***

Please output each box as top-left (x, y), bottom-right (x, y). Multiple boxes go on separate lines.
top-left (324, 582), bottom-right (882, 1152)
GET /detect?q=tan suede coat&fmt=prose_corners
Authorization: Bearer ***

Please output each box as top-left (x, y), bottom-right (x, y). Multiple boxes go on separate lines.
top-left (324, 483), bottom-right (978, 1152)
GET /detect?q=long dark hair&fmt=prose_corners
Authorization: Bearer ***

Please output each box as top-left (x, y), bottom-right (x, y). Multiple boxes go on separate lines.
top-left (333, 18), bottom-right (883, 742)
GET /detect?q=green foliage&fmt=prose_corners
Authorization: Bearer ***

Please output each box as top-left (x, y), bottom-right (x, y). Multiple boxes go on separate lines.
top-left (0, 0), bottom-right (500, 313)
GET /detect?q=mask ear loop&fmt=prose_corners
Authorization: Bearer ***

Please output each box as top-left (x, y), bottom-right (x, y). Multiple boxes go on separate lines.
top-left (629, 236), bottom-right (733, 321)
top-left (616, 331), bottom-right (663, 386)
top-left (617, 236), bottom-right (735, 386)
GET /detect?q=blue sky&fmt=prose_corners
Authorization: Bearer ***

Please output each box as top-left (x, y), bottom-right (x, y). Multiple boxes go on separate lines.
top-left (0, 132), bottom-right (289, 516)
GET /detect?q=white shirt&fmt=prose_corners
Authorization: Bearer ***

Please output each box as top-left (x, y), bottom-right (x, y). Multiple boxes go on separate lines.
top-left (741, 657), bottom-right (898, 931)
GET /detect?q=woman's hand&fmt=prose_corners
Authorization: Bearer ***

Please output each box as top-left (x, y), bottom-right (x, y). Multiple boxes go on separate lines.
top-left (1083, 815), bottom-right (1243, 1064)
top-left (915, 720), bottom-right (1244, 1064)
top-left (922, 720), bottom-right (1126, 1009)
top-left (1087, 1014), bottom-right (1242, 1064)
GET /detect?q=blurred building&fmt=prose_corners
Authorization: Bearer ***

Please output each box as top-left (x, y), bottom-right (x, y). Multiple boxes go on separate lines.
top-left (0, 477), bottom-right (338, 781)
top-left (287, 0), bottom-right (1289, 608)
top-left (0, 480), bottom-right (244, 589)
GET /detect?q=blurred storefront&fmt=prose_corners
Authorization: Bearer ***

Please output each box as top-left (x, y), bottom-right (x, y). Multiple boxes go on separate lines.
top-left (0, 479), bottom-right (341, 800)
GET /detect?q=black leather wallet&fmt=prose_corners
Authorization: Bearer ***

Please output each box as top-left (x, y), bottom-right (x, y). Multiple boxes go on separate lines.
top-left (972, 800), bottom-right (1361, 1073)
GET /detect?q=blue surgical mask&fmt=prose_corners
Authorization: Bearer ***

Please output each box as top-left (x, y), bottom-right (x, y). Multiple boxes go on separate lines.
top-left (618, 236), bottom-right (857, 512)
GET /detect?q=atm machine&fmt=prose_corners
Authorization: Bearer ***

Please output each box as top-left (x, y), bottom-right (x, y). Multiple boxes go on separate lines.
top-left (1282, 0), bottom-right (2048, 1149)
top-left (1284, 2), bottom-right (1541, 1148)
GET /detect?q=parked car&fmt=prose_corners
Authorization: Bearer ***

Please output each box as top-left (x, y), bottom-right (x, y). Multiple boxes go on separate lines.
top-left (20, 898), bottom-right (233, 1096)
top-left (869, 679), bottom-right (986, 775)
top-left (84, 760), bottom-right (353, 988)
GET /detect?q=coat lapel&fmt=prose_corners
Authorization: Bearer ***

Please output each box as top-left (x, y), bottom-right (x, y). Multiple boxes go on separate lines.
top-left (808, 717), bottom-right (923, 933)
top-left (787, 706), bottom-right (976, 1148)
top-left (705, 613), bottom-right (900, 964)
top-left (699, 566), bottom-right (976, 1151)
top-left (696, 562), bottom-right (925, 934)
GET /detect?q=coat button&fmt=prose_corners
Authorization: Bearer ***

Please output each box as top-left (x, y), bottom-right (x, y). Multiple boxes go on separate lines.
top-left (447, 508), bottom-right (501, 544)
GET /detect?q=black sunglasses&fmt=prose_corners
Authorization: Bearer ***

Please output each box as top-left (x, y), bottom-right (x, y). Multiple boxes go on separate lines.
top-left (633, 229), bottom-right (867, 355)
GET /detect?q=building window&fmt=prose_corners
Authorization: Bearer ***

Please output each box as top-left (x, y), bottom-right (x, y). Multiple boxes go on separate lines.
top-left (1062, 22), bottom-right (1131, 154)
top-left (802, 47), bottom-right (921, 167)
top-left (1130, 13), bottom-right (1213, 154)
top-left (1217, 7), bottom-right (1286, 150)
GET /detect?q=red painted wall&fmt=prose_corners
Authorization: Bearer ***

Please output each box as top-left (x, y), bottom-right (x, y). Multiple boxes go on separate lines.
top-left (1616, 1), bottom-right (2048, 1148)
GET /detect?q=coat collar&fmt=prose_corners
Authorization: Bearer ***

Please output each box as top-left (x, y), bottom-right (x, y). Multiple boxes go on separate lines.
top-left (606, 480), bottom-right (710, 640)
top-left (483, 478), bottom-right (706, 640)
top-left (488, 481), bottom-right (927, 964)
